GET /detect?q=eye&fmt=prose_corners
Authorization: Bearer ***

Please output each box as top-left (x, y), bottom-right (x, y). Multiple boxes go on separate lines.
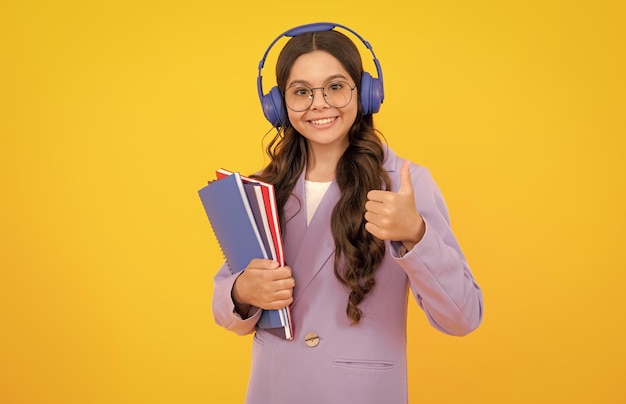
top-left (326, 82), bottom-right (344, 92)
top-left (290, 86), bottom-right (311, 97)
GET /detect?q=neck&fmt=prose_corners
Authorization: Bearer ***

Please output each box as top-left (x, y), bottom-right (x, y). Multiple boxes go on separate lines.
top-left (305, 141), bottom-right (347, 182)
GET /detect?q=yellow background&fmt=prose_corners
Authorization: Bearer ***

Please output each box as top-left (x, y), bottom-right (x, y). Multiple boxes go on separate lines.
top-left (1, 1), bottom-right (624, 403)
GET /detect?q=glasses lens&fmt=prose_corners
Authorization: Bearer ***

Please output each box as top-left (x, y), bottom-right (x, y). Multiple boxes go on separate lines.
top-left (284, 81), bottom-right (354, 111)
top-left (324, 81), bottom-right (353, 108)
top-left (285, 85), bottom-right (313, 112)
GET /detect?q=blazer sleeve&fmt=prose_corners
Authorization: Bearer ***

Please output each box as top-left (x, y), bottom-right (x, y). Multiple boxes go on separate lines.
top-left (212, 262), bottom-right (262, 336)
top-left (391, 163), bottom-right (484, 336)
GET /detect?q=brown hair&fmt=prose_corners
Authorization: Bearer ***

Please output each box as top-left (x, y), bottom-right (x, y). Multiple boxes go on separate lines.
top-left (253, 30), bottom-right (391, 323)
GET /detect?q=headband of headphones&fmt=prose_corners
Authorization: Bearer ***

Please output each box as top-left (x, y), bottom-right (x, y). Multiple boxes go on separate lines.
top-left (257, 22), bottom-right (385, 127)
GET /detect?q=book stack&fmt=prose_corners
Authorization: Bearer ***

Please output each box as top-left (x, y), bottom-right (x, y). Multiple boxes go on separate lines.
top-left (198, 169), bottom-right (293, 340)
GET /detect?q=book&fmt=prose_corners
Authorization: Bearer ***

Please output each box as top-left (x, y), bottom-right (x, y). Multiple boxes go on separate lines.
top-left (199, 170), bottom-right (293, 340)
top-left (240, 182), bottom-right (274, 260)
top-left (198, 172), bottom-right (268, 272)
top-left (214, 169), bottom-right (292, 336)
top-left (216, 169), bottom-right (285, 266)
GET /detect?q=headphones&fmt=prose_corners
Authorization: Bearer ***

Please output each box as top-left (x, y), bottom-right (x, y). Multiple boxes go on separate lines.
top-left (257, 22), bottom-right (385, 127)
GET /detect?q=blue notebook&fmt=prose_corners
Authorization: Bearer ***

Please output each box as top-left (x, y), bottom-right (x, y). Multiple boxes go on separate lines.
top-left (198, 172), bottom-right (293, 340)
top-left (198, 172), bottom-right (268, 273)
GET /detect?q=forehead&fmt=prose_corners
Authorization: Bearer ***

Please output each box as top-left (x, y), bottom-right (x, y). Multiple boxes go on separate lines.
top-left (287, 50), bottom-right (351, 85)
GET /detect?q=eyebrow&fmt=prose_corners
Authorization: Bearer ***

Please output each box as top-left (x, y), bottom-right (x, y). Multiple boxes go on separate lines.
top-left (287, 74), bottom-right (351, 87)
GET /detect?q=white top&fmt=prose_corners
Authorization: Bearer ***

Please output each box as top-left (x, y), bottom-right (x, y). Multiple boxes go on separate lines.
top-left (305, 180), bottom-right (332, 226)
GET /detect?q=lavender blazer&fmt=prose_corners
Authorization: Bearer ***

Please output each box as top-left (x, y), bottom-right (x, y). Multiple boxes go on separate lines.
top-left (212, 147), bottom-right (483, 404)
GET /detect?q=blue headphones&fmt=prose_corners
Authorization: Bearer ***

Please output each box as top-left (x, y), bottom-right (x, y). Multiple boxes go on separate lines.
top-left (257, 22), bottom-right (385, 127)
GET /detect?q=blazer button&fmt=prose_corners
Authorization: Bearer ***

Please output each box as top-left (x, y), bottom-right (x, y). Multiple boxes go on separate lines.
top-left (304, 332), bottom-right (320, 347)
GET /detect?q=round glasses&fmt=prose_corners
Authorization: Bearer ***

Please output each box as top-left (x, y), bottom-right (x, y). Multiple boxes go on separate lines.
top-left (284, 81), bottom-right (356, 112)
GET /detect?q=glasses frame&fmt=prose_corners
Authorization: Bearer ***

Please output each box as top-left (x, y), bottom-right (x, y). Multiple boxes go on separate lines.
top-left (283, 81), bottom-right (356, 112)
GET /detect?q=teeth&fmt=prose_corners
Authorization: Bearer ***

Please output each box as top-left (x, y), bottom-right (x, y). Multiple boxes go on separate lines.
top-left (311, 118), bottom-right (334, 125)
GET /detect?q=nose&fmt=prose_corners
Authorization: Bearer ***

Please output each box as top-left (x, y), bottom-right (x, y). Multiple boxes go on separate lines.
top-left (310, 87), bottom-right (328, 110)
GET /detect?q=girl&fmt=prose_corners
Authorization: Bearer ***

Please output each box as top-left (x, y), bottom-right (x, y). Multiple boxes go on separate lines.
top-left (212, 23), bottom-right (483, 404)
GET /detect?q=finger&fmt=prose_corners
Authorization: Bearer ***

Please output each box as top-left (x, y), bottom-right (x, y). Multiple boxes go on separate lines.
top-left (364, 221), bottom-right (383, 240)
top-left (367, 189), bottom-right (387, 203)
top-left (264, 296), bottom-right (294, 310)
top-left (271, 266), bottom-right (293, 281)
top-left (398, 160), bottom-right (414, 195)
top-left (253, 267), bottom-right (291, 286)
top-left (274, 276), bottom-right (296, 292)
top-left (248, 258), bottom-right (280, 270)
top-left (365, 200), bottom-right (383, 215)
top-left (265, 282), bottom-right (294, 310)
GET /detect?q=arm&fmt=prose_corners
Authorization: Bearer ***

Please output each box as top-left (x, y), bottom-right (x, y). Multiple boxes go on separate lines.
top-left (393, 165), bottom-right (483, 336)
top-left (366, 160), bottom-right (483, 336)
top-left (212, 262), bottom-right (262, 336)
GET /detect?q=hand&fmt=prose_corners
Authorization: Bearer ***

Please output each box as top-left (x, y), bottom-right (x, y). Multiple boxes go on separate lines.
top-left (232, 259), bottom-right (295, 312)
top-left (364, 160), bottom-right (425, 250)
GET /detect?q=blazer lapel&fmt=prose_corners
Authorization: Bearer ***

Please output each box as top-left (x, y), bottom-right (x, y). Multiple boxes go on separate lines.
top-left (281, 145), bottom-right (397, 306)
top-left (283, 172), bottom-right (339, 307)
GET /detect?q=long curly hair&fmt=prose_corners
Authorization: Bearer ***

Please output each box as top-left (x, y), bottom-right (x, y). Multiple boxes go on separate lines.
top-left (253, 29), bottom-right (391, 324)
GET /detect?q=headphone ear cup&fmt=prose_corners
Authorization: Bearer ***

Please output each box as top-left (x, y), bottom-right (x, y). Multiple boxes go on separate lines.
top-left (360, 72), bottom-right (383, 115)
top-left (261, 86), bottom-right (285, 127)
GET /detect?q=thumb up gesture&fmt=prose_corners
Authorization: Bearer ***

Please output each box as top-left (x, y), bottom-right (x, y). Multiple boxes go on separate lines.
top-left (365, 160), bottom-right (425, 250)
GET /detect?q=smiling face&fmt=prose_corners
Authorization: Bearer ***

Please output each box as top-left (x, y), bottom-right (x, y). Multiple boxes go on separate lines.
top-left (285, 50), bottom-right (358, 154)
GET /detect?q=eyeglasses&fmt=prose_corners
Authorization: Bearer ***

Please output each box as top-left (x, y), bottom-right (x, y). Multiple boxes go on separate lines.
top-left (284, 81), bottom-right (356, 112)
